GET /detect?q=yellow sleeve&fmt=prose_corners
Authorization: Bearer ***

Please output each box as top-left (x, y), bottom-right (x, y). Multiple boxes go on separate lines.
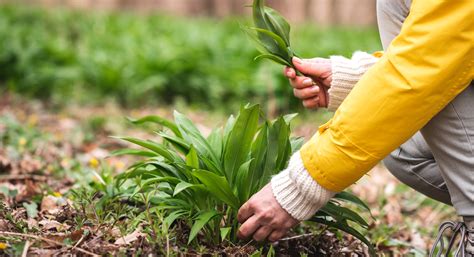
top-left (300, 0), bottom-right (474, 192)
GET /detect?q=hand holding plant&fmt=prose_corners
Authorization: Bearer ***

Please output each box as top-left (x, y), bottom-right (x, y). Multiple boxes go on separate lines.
top-left (243, 0), bottom-right (332, 108)
top-left (284, 57), bottom-right (332, 109)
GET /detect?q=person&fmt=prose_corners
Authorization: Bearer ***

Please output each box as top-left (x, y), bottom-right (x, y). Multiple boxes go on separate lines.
top-left (237, 0), bottom-right (474, 255)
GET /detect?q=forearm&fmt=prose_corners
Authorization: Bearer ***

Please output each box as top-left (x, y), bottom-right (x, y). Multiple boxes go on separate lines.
top-left (271, 151), bottom-right (335, 220)
top-left (328, 51), bottom-right (380, 111)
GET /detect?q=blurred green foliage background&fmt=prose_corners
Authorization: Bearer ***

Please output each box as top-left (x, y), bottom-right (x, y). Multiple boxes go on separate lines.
top-left (0, 5), bottom-right (381, 112)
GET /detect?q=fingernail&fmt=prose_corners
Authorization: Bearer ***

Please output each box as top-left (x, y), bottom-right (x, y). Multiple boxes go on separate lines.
top-left (293, 57), bottom-right (302, 64)
top-left (311, 86), bottom-right (320, 93)
top-left (303, 78), bottom-right (313, 86)
top-left (287, 71), bottom-right (292, 76)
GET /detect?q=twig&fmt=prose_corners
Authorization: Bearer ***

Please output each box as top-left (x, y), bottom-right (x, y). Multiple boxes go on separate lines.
top-left (278, 232), bottom-right (315, 241)
top-left (21, 240), bottom-right (31, 257)
top-left (242, 239), bottom-right (254, 248)
top-left (71, 234), bottom-right (86, 251)
top-left (0, 231), bottom-right (99, 257)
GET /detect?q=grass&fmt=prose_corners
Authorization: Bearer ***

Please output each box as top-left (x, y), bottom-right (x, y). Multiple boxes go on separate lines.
top-left (0, 4), bottom-right (381, 112)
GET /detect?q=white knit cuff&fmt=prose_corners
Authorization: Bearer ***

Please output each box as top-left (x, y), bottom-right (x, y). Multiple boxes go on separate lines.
top-left (328, 51), bottom-right (379, 111)
top-left (271, 151), bottom-right (336, 221)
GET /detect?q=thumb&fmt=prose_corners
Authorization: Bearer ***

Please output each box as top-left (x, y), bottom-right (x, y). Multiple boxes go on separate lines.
top-left (292, 57), bottom-right (325, 77)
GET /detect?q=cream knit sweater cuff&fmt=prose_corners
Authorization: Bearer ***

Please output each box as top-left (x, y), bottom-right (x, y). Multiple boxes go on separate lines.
top-left (328, 51), bottom-right (379, 111)
top-left (271, 151), bottom-right (336, 221)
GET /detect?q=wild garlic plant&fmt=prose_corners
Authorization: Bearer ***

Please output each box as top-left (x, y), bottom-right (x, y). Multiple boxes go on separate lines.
top-left (242, 0), bottom-right (296, 68)
top-left (113, 104), bottom-right (375, 255)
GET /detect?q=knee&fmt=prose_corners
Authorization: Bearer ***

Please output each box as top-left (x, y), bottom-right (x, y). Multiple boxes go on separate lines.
top-left (383, 149), bottom-right (403, 175)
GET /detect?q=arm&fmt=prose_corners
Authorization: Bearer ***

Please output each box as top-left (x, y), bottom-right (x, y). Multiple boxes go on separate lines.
top-left (301, 0), bottom-right (473, 192)
top-left (284, 51), bottom-right (381, 111)
top-left (238, 0), bottom-right (473, 241)
top-left (327, 51), bottom-right (381, 111)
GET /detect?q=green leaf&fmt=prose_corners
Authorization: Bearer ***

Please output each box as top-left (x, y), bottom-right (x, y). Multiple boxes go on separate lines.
top-left (207, 128), bottom-right (223, 160)
top-left (138, 176), bottom-right (181, 192)
top-left (23, 202), bottom-right (38, 219)
top-left (264, 7), bottom-right (291, 46)
top-left (248, 123), bottom-right (268, 195)
top-left (164, 210), bottom-right (187, 230)
top-left (335, 191), bottom-right (372, 215)
top-left (283, 113), bottom-right (298, 124)
top-left (254, 54), bottom-right (291, 66)
top-left (158, 132), bottom-right (190, 154)
top-left (192, 169), bottom-right (240, 210)
top-left (267, 244), bottom-right (275, 257)
top-left (147, 160), bottom-right (189, 180)
top-left (174, 181), bottom-right (197, 196)
top-left (290, 137), bottom-right (305, 153)
top-left (113, 136), bottom-right (177, 162)
top-left (223, 114), bottom-right (236, 148)
top-left (252, 0), bottom-right (280, 55)
top-left (127, 115), bottom-right (181, 137)
top-left (223, 104), bottom-right (260, 185)
top-left (309, 217), bottom-right (376, 257)
top-left (220, 227), bottom-right (231, 242)
top-left (272, 117), bottom-right (292, 171)
top-left (188, 210), bottom-right (220, 244)
top-left (174, 111), bottom-right (220, 164)
top-left (109, 148), bottom-right (156, 158)
top-left (241, 25), bottom-right (272, 55)
top-left (258, 117), bottom-right (290, 188)
top-left (250, 249), bottom-right (263, 257)
top-left (248, 27), bottom-right (290, 61)
top-left (186, 145), bottom-right (199, 169)
top-left (319, 202), bottom-right (369, 228)
top-left (235, 159), bottom-right (253, 203)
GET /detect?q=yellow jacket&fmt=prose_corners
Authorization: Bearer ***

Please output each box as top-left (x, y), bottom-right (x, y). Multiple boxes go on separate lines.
top-left (300, 0), bottom-right (474, 192)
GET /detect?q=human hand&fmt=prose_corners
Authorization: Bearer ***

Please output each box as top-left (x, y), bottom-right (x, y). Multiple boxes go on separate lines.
top-left (237, 184), bottom-right (299, 242)
top-left (284, 57), bottom-right (332, 109)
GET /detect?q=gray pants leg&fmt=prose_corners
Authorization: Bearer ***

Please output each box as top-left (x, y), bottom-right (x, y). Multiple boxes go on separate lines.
top-left (384, 84), bottom-right (474, 216)
top-left (420, 84), bottom-right (474, 216)
top-left (384, 133), bottom-right (452, 206)
top-left (377, 0), bottom-right (474, 216)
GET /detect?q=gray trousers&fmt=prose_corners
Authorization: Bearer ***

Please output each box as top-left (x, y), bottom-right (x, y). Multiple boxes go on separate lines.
top-left (377, 0), bottom-right (474, 216)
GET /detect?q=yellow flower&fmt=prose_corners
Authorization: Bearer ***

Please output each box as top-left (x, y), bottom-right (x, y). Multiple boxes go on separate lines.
top-left (114, 161), bottom-right (125, 170)
top-left (53, 192), bottom-right (62, 197)
top-left (27, 114), bottom-right (38, 126)
top-left (0, 242), bottom-right (8, 250)
top-left (18, 137), bottom-right (27, 146)
top-left (89, 157), bottom-right (99, 168)
top-left (46, 164), bottom-right (55, 172)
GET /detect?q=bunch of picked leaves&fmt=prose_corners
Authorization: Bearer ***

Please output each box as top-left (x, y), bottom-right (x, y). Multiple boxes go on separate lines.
top-left (242, 0), bottom-right (296, 68)
top-left (113, 104), bottom-right (375, 255)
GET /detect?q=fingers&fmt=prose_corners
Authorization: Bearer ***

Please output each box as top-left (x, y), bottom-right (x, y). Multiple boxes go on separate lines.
top-left (292, 57), bottom-right (331, 79)
top-left (303, 97), bottom-right (321, 109)
top-left (237, 215), bottom-right (260, 239)
top-left (268, 230), bottom-right (286, 242)
top-left (252, 226), bottom-right (273, 242)
top-left (289, 76), bottom-right (314, 89)
top-left (237, 184), bottom-right (299, 242)
top-left (283, 66), bottom-right (296, 79)
top-left (292, 57), bottom-right (321, 76)
top-left (237, 201), bottom-right (254, 224)
top-left (293, 86), bottom-right (319, 99)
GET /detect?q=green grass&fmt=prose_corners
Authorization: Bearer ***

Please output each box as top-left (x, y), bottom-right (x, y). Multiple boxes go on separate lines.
top-left (0, 5), bottom-right (381, 112)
